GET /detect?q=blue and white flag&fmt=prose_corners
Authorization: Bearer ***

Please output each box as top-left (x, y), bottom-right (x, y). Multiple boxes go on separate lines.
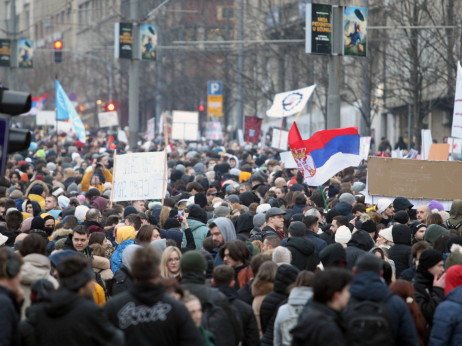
top-left (55, 80), bottom-right (86, 143)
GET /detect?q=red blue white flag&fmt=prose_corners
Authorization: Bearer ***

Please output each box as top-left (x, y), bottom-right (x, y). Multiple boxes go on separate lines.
top-left (288, 122), bottom-right (361, 186)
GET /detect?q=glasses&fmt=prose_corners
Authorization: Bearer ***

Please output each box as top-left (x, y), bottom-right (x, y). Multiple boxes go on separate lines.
top-left (168, 258), bottom-right (180, 263)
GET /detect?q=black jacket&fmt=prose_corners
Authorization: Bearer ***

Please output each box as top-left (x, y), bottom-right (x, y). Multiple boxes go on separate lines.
top-left (292, 301), bottom-right (346, 346)
top-left (414, 268), bottom-right (445, 326)
top-left (285, 237), bottom-right (319, 271)
top-left (181, 271), bottom-right (240, 346)
top-left (22, 288), bottom-right (123, 346)
top-left (345, 230), bottom-right (374, 269)
top-left (111, 265), bottom-right (133, 297)
top-left (104, 282), bottom-right (202, 346)
top-left (217, 285), bottom-right (260, 346)
top-left (259, 264), bottom-right (299, 346)
top-left (237, 278), bottom-right (254, 305)
top-left (388, 227), bottom-right (412, 278)
top-left (0, 285), bottom-right (20, 346)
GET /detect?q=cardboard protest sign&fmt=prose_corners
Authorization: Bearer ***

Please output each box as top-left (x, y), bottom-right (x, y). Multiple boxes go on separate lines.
top-left (428, 144), bottom-right (450, 161)
top-left (244, 116), bottom-right (262, 144)
top-left (367, 157), bottom-right (462, 200)
top-left (171, 111), bottom-right (198, 141)
top-left (113, 151), bottom-right (166, 202)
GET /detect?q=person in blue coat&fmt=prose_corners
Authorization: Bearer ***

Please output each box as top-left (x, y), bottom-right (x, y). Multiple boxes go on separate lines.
top-left (429, 264), bottom-right (462, 346)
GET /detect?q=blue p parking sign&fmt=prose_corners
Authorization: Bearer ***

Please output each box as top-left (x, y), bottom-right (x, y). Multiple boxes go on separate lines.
top-left (208, 81), bottom-right (222, 96)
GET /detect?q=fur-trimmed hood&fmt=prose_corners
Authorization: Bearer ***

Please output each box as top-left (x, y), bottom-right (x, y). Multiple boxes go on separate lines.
top-left (92, 255), bottom-right (110, 271)
top-left (25, 180), bottom-right (50, 197)
top-left (251, 280), bottom-right (274, 297)
top-left (50, 228), bottom-right (73, 241)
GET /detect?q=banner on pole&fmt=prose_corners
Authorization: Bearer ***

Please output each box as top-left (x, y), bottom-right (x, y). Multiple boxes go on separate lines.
top-left (244, 116), bottom-right (262, 144)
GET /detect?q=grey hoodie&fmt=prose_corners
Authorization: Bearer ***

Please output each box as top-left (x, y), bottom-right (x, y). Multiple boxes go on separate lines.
top-left (213, 217), bottom-right (237, 242)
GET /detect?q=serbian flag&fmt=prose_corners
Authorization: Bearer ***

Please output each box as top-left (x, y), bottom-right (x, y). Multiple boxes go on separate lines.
top-left (288, 122), bottom-right (361, 186)
top-left (21, 93), bottom-right (48, 116)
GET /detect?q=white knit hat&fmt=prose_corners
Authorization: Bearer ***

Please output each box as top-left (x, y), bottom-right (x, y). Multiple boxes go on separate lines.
top-left (335, 225), bottom-right (352, 244)
top-left (377, 198), bottom-right (392, 214)
top-left (379, 227), bottom-right (393, 242)
top-left (256, 203), bottom-right (271, 214)
top-left (272, 246), bottom-right (292, 266)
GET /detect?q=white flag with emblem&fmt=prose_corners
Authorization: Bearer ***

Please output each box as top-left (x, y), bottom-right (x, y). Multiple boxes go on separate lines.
top-left (266, 84), bottom-right (316, 118)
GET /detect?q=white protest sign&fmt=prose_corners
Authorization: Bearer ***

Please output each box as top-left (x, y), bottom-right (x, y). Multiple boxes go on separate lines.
top-left (452, 61), bottom-right (462, 138)
top-left (260, 132), bottom-right (266, 150)
top-left (280, 151), bottom-right (298, 169)
top-left (147, 117), bottom-right (155, 141)
top-left (56, 121), bottom-right (73, 133)
top-left (36, 111), bottom-right (56, 126)
top-left (237, 129), bottom-right (245, 146)
top-left (271, 128), bottom-right (288, 150)
top-left (118, 129), bottom-right (128, 143)
top-left (205, 122), bottom-right (223, 140)
top-left (359, 137), bottom-right (371, 161)
top-left (113, 151), bottom-right (166, 202)
top-left (421, 129), bottom-right (432, 160)
top-left (98, 111), bottom-right (119, 128)
top-left (448, 137), bottom-right (462, 154)
top-left (171, 111), bottom-right (199, 141)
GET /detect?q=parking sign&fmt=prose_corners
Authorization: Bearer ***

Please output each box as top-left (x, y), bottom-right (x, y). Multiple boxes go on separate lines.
top-left (207, 81), bottom-right (223, 117)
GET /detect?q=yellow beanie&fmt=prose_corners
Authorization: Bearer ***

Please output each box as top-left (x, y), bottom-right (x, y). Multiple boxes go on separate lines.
top-left (239, 171), bottom-right (251, 183)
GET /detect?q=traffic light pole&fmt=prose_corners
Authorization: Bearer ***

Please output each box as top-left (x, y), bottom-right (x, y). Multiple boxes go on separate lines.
top-left (129, 0), bottom-right (140, 150)
top-left (8, 0), bottom-right (17, 90)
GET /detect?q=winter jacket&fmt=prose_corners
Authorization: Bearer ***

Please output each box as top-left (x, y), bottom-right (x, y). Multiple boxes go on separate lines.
top-left (92, 255), bottom-right (113, 282)
top-left (350, 271), bottom-right (418, 345)
top-left (235, 212), bottom-right (255, 241)
top-left (388, 226), bottom-right (412, 278)
top-left (285, 237), bottom-right (319, 271)
top-left (46, 228), bottom-right (73, 255)
top-left (21, 288), bottom-right (123, 345)
top-left (110, 239), bottom-right (135, 274)
top-left (291, 300), bottom-right (346, 346)
top-left (259, 264), bottom-right (299, 346)
top-left (429, 286), bottom-right (462, 345)
top-left (251, 280), bottom-right (274, 338)
top-left (104, 282), bottom-right (202, 346)
top-left (181, 271), bottom-right (240, 346)
top-left (345, 230), bottom-right (374, 269)
top-left (81, 168), bottom-right (112, 192)
top-left (217, 285), bottom-right (260, 346)
top-left (414, 268), bottom-right (445, 326)
top-left (400, 264), bottom-right (417, 282)
top-left (333, 201), bottom-right (354, 220)
top-left (0, 285), bottom-right (21, 346)
top-left (19, 254), bottom-right (60, 319)
top-left (448, 199), bottom-right (462, 235)
top-left (274, 286), bottom-right (313, 346)
top-left (238, 278), bottom-right (254, 305)
top-left (111, 265), bottom-right (133, 297)
top-left (181, 218), bottom-right (210, 250)
top-left (305, 230), bottom-right (328, 256)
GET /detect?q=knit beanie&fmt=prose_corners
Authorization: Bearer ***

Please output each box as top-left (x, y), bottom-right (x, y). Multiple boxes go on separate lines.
top-left (123, 206), bottom-right (138, 218)
top-left (394, 210), bottom-right (409, 224)
top-left (428, 200), bottom-right (444, 212)
top-left (30, 184), bottom-right (44, 196)
top-left (335, 225), bottom-right (352, 245)
top-left (361, 220), bottom-right (377, 234)
top-left (410, 222), bottom-right (426, 236)
top-left (378, 227), bottom-right (393, 243)
top-left (194, 193), bottom-right (207, 208)
top-left (377, 198), bottom-right (392, 215)
top-left (214, 205), bottom-right (231, 218)
top-left (180, 250), bottom-right (207, 273)
top-left (253, 214), bottom-right (266, 228)
top-left (272, 246), bottom-right (292, 266)
top-left (418, 249), bottom-right (443, 271)
top-left (393, 197), bottom-right (413, 211)
top-left (339, 193), bottom-right (355, 206)
top-left (328, 185), bottom-right (340, 198)
top-left (288, 221), bottom-right (306, 238)
top-left (164, 217), bottom-right (181, 230)
top-left (446, 244), bottom-right (462, 270)
top-left (9, 190), bottom-right (23, 199)
top-left (445, 264), bottom-right (462, 295)
top-left (256, 203), bottom-right (271, 214)
top-left (424, 224), bottom-right (449, 246)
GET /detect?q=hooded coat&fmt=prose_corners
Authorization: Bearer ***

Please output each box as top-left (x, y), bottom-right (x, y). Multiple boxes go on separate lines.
top-left (259, 264), bottom-right (299, 346)
top-left (251, 279), bottom-right (274, 338)
top-left (212, 217), bottom-right (237, 266)
top-left (414, 267), bottom-right (445, 326)
top-left (104, 283), bottom-right (202, 346)
top-left (285, 237), bottom-right (319, 271)
top-left (22, 288), bottom-right (123, 345)
top-left (448, 200), bottom-right (462, 235)
top-left (19, 254), bottom-right (60, 319)
top-left (345, 230), bottom-right (374, 269)
top-left (388, 225), bottom-right (412, 278)
top-left (424, 224), bottom-right (450, 246)
top-left (181, 218), bottom-right (209, 251)
top-left (333, 202), bottom-right (354, 220)
top-left (235, 212), bottom-right (255, 240)
top-left (429, 286), bottom-right (462, 345)
top-left (349, 271), bottom-right (418, 345)
top-left (274, 286), bottom-right (313, 346)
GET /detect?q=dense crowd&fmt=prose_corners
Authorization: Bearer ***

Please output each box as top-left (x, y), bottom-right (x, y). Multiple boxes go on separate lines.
top-left (1, 128), bottom-right (461, 346)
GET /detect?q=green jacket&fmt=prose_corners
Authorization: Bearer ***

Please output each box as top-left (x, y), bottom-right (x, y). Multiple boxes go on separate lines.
top-left (182, 218), bottom-right (209, 250)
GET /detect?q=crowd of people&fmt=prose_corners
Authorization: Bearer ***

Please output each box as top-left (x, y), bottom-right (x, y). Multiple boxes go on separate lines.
top-left (1, 128), bottom-right (462, 345)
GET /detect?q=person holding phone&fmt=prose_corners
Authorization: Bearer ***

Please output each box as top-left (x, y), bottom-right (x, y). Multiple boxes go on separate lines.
top-left (81, 157), bottom-right (113, 192)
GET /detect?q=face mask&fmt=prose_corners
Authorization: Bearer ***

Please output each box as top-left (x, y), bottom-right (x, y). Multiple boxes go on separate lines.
top-left (44, 227), bottom-right (54, 236)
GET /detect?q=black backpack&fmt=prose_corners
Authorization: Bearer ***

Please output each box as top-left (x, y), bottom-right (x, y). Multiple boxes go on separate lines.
top-left (343, 293), bottom-right (395, 346)
top-left (446, 219), bottom-right (462, 232)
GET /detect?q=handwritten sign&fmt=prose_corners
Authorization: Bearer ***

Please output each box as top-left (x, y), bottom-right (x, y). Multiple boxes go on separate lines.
top-left (359, 136), bottom-right (371, 161)
top-left (98, 111), bottom-right (119, 128)
top-left (113, 152), bottom-right (166, 202)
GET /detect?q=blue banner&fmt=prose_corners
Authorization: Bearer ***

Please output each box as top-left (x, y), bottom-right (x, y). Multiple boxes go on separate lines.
top-left (55, 80), bottom-right (86, 143)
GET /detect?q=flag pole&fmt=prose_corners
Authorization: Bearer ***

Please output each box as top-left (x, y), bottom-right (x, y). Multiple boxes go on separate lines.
top-left (294, 109), bottom-right (303, 122)
top-left (278, 117), bottom-right (284, 151)
top-left (109, 149), bottom-right (117, 208)
top-left (319, 186), bottom-right (329, 212)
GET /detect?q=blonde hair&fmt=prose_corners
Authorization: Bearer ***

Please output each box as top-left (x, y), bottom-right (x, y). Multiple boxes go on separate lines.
top-left (160, 246), bottom-right (182, 279)
top-left (159, 206), bottom-right (172, 229)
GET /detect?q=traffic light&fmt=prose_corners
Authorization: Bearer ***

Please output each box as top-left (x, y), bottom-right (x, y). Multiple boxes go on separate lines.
top-left (198, 104), bottom-right (205, 112)
top-left (106, 102), bottom-right (116, 112)
top-left (53, 40), bottom-right (63, 63)
top-left (0, 86), bottom-right (32, 154)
